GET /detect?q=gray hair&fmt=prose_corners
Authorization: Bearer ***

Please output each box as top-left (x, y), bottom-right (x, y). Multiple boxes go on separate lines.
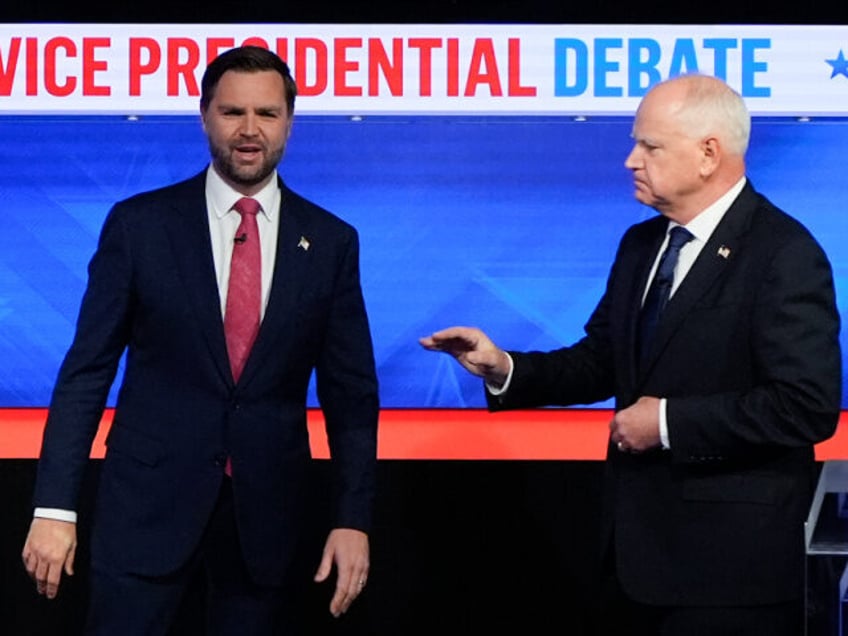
top-left (664, 74), bottom-right (751, 156)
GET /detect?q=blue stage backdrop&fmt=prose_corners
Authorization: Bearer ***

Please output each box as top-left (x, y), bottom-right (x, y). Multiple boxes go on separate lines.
top-left (1, 115), bottom-right (846, 408)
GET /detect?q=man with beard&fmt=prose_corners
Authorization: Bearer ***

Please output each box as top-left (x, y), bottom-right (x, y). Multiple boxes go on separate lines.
top-left (21, 46), bottom-right (379, 636)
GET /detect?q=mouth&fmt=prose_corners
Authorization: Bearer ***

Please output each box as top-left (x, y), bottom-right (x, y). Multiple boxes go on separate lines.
top-left (232, 144), bottom-right (263, 162)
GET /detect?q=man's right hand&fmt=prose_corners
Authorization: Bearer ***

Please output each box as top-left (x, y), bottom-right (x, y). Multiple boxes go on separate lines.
top-left (419, 326), bottom-right (511, 388)
top-left (22, 517), bottom-right (77, 599)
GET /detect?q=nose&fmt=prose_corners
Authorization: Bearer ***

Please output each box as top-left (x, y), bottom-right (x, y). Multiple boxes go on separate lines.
top-left (624, 144), bottom-right (640, 170)
top-left (240, 113), bottom-right (259, 137)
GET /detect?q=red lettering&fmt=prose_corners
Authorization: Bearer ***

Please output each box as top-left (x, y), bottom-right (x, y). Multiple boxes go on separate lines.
top-left (508, 38), bottom-right (536, 96)
top-left (44, 37), bottom-right (76, 97)
top-left (167, 38), bottom-right (200, 97)
top-left (275, 38), bottom-right (289, 65)
top-left (408, 37), bottom-right (441, 97)
top-left (334, 38), bottom-right (362, 97)
top-left (240, 37), bottom-right (269, 49)
top-left (465, 38), bottom-right (502, 97)
top-left (129, 38), bottom-right (161, 96)
top-left (82, 38), bottom-right (110, 96)
top-left (206, 37), bottom-right (234, 64)
top-left (294, 38), bottom-right (327, 97)
top-left (26, 37), bottom-right (37, 96)
top-left (0, 37), bottom-right (22, 96)
top-left (368, 38), bottom-right (402, 96)
top-left (446, 38), bottom-right (459, 96)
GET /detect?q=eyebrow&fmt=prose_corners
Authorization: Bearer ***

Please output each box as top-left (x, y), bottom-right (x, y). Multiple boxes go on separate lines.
top-left (216, 104), bottom-right (285, 115)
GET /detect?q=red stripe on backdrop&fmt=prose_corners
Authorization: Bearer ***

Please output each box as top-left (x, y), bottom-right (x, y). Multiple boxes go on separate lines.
top-left (2, 408), bottom-right (848, 460)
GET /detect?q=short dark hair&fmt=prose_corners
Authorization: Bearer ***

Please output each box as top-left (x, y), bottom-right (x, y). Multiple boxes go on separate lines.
top-left (200, 45), bottom-right (297, 114)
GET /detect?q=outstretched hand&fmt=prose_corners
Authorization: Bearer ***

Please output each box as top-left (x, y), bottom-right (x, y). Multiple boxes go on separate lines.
top-left (419, 326), bottom-right (510, 388)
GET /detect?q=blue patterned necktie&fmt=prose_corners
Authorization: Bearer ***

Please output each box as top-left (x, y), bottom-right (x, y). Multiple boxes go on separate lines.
top-left (639, 226), bottom-right (694, 359)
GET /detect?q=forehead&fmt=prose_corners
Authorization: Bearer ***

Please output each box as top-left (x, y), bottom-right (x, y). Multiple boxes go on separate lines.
top-left (632, 88), bottom-right (686, 140)
top-left (211, 69), bottom-right (287, 106)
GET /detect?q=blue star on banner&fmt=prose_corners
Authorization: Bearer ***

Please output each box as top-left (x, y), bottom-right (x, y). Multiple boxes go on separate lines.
top-left (826, 50), bottom-right (848, 79)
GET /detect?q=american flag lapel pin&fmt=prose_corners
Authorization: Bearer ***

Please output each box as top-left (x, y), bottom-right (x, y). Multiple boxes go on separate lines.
top-left (717, 245), bottom-right (731, 259)
top-left (298, 236), bottom-right (310, 251)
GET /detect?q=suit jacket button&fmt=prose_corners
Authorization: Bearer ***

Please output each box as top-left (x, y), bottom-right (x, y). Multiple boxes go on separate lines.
top-left (213, 453), bottom-right (227, 467)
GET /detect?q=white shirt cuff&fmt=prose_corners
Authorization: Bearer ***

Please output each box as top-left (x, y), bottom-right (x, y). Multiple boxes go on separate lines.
top-left (659, 397), bottom-right (670, 449)
top-left (485, 352), bottom-right (515, 396)
top-left (34, 508), bottom-right (78, 524)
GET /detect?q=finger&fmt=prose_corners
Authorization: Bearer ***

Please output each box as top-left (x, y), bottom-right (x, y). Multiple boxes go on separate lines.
top-left (22, 549), bottom-right (37, 578)
top-left (329, 576), bottom-right (355, 617)
top-left (329, 586), bottom-right (350, 617)
top-left (45, 565), bottom-right (63, 599)
top-left (313, 551), bottom-right (333, 583)
top-left (65, 545), bottom-right (76, 576)
top-left (430, 332), bottom-right (475, 351)
top-left (34, 559), bottom-right (50, 595)
top-left (330, 572), bottom-right (364, 618)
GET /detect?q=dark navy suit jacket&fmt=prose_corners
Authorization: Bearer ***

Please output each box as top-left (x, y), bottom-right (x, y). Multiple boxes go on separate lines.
top-left (34, 170), bottom-right (379, 586)
top-left (490, 182), bottom-right (841, 605)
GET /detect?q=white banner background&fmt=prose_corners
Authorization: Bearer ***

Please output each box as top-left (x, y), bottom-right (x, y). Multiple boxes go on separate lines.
top-left (1, 23), bottom-right (846, 115)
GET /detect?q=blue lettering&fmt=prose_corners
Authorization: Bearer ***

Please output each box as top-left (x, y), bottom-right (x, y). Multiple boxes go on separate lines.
top-left (627, 38), bottom-right (662, 97)
top-left (668, 38), bottom-right (699, 77)
top-left (741, 38), bottom-right (770, 97)
top-left (702, 38), bottom-right (737, 81)
top-left (554, 38), bottom-right (588, 96)
top-left (594, 38), bottom-right (623, 96)
top-left (552, 36), bottom-right (772, 101)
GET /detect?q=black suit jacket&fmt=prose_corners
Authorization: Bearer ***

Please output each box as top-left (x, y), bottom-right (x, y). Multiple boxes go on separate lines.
top-left (490, 182), bottom-right (841, 605)
top-left (34, 170), bottom-right (379, 586)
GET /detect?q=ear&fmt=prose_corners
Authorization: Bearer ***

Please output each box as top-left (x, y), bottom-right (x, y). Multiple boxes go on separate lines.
top-left (199, 107), bottom-right (208, 133)
top-left (699, 136), bottom-right (720, 178)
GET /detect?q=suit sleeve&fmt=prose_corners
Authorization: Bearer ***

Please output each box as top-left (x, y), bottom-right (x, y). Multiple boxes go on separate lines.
top-left (33, 204), bottom-right (134, 511)
top-left (486, 245), bottom-right (623, 411)
top-left (315, 227), bottom-right (379, 532)
top-left (667, 231), bottom-right (841, 462)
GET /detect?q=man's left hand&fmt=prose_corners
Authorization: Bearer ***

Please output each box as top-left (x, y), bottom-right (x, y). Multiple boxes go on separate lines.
top-left (314, 528), bottom-right (370, 618)
top-left (610, 396), bottom-right (662, 453)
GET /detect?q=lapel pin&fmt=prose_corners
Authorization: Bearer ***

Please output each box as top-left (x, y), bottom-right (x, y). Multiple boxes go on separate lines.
top-left (298, 236), bottom-right (310, 252)
top-left (717, 245), bottom-right (731, 259)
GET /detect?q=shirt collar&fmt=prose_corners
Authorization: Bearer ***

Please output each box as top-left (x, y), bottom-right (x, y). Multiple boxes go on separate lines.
top-left (670, 176), bottom-right (746, 242)
top-left (205, 164), bottom-right (280, 221)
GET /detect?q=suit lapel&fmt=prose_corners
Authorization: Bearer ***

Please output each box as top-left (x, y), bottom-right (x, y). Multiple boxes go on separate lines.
top-left (626, 222), bottom-right (667, 381)
top-left (638, 183), bottom-right (757, 377)
top-left (237, 182), bottom-right (313, 386)
top-left (163, 172), bottom-right (233, 385)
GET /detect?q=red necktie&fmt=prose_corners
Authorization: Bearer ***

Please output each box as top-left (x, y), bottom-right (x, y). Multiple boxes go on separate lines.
top-left (224, 197), bottom-right (262, 383)
top-left (224, 198), bottom-right (261, 477)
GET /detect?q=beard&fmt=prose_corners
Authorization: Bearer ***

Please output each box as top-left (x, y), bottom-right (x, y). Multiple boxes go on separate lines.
top-left (208, 139), bottom-right (284, 189)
